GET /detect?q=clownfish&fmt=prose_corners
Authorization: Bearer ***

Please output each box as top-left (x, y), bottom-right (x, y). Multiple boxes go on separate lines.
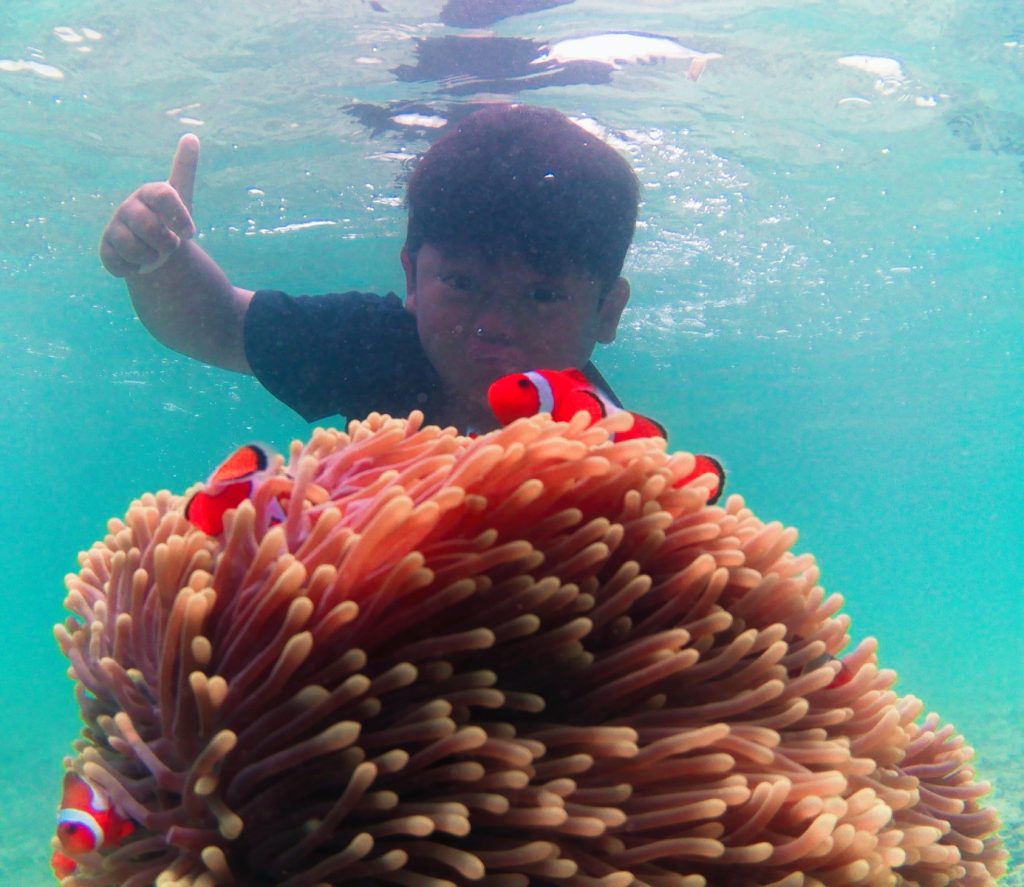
top-left (487, 368), bottom-right (725, 503)
top-left (798, 652), bottom-right (855, 690)
top-left (51, 772), bottom-right (135, 879)
top-left (489, 368), bottom-right (666, 441)
top-left (185, 443), bottom-right (285, 535)
top-left (821, 655), bottom-right (855, 689)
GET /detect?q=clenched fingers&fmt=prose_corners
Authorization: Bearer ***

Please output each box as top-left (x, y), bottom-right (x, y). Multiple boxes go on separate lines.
top-left (139, 181), bottom-right (196, 240)
top-left (100, 181), bottom-right (195, 276)
top-left (100, 216), bottom-right (165, 277)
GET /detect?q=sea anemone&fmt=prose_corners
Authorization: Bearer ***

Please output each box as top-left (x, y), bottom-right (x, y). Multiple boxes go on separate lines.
top-left (54, 411), bottom-right (1006, 886)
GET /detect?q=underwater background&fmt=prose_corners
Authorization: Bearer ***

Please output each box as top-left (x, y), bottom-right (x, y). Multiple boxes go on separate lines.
top-left (1, 0), bottom-right (1020, 882)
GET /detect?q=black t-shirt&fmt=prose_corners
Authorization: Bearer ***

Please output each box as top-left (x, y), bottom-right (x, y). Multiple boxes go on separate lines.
top-left (244, 289), bottom-right (619, 427)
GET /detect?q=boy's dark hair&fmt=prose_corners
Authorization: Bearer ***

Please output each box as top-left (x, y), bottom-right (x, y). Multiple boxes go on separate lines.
top-left (405, 104), bottom-right (639, 289)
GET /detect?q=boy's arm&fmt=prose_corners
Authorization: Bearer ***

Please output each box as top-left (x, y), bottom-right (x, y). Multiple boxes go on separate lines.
top-left (124, 241), bottom-right (254, 373)
top-left (100, 134), bottom-right (254, 374)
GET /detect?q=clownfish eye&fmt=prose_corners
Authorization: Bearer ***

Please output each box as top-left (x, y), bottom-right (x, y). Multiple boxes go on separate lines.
top-left (517, 378), bottom-right (531, 389)
top-left (58, 820), bottom-right (98, 852)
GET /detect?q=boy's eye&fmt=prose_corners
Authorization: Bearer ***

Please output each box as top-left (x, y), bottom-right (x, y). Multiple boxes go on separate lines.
top-left (438, 273), bottom-right (475, 292)
top-left (528, 287), bottom-right (565, 304)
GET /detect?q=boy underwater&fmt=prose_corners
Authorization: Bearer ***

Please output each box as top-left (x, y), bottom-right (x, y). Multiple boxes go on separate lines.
top-left (99, 104), bottom-right (639, 434)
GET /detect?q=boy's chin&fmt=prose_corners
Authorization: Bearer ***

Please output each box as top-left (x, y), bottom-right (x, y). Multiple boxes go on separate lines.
top-left (447, 362), bottom-right (529, 419)
top-left (456, 365), bottom-right (513, 399)
top-left (445, 379), bottom-right (492, 411)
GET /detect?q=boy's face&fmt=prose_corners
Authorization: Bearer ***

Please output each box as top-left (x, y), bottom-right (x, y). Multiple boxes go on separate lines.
top-left (403, 243), bottom-right (629, 415)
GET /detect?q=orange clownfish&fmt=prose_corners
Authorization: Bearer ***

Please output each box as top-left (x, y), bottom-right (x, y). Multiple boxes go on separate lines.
top-left (489, 368), bottom-right (666, 441)
top-left (51, 772), bottom-right (135, 879)
top-left (821, 655), bottom-right (855, 689)
top-left (185, 443), bottom-right (285, 535)
top-left (797, 651), bottom-right (855, 690)
top-left (487, 368), bottom-right (725, 503)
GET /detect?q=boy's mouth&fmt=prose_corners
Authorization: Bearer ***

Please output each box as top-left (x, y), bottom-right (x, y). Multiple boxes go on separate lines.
top-left (467, 341), bottom-right (527, 370)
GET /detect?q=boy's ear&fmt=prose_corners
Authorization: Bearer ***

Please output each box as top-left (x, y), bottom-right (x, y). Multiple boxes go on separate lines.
top-left (596, 277), bottom-right (630, 344)
top-left (401, 246), bottom-right (417, 312)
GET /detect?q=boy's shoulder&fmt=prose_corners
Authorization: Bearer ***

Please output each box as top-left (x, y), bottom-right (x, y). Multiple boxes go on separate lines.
top-left (246, 288), bottom-right (420, 364)
top-left (251, 288), bottom-right (406, 317)
top-left (246, 288), bottom-right (417, 349)
top-left (244, 288), bottom-right (440, 424)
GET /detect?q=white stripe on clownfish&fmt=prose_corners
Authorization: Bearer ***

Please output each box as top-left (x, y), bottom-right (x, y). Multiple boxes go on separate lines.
top-left (57, 808), bottom-right (106, 849)
top-left (523, 371), bottom-right (555, 415)
top-left (523, 369), bottom-right (623, 419)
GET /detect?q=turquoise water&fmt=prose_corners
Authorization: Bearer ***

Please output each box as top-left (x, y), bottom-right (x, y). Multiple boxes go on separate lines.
top-left (1, 0), bottom-right (1021, 883)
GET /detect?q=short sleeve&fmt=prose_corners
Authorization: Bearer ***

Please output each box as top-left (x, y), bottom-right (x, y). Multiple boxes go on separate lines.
top-left (244, 290), bottom-right (443, 422)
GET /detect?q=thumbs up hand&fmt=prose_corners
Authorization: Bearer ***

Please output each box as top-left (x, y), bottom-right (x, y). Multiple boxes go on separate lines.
top-left (99, 134), bottom-right (200, 277)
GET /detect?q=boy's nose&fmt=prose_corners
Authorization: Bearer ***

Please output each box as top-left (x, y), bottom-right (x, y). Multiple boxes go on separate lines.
top-left (471, 300), bottom-right (520, 342)
top-left (473, 322), bottom-right (513, 343)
